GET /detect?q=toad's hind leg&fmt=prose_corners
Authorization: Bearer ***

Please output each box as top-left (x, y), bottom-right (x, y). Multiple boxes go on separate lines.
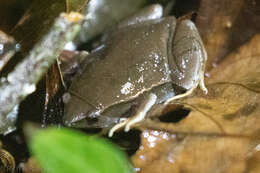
top-left (165, 18), bottom-right (208, 105)
top-left (108, 93), bottom-right (157, 137)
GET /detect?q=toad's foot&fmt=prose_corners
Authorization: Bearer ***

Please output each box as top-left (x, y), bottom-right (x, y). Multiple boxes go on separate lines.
top-left (163, 87), bottom-right (195, 105)
top-left (164, 75), bottom-right (208, 105)
top-left (108, 93), bottom-right (157, 137)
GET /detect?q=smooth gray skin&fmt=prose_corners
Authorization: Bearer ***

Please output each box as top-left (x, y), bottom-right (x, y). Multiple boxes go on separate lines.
top-left (63, 4), bottom-right (206, 129)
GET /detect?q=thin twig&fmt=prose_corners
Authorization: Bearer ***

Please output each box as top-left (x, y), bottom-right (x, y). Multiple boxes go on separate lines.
top-left (0, 13), bottom-right (84, 134)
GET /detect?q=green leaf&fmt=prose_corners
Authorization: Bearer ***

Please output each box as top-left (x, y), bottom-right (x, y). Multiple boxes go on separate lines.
top-left (29, 128), bottom-right (134, 173)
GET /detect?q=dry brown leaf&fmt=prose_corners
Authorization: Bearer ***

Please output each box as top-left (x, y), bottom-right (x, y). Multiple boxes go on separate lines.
top-left (0, 0), bottom-right (25, 33)
top-left (132, 35), bottom-right (260, 173)
top-left (196, 0), bottom-right (260, 70)
top-left (23, 157), bottom-right (42, 173)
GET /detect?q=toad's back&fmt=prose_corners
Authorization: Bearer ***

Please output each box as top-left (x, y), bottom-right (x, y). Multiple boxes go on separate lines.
top-left (65, 17), bottom-right (176, 120)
